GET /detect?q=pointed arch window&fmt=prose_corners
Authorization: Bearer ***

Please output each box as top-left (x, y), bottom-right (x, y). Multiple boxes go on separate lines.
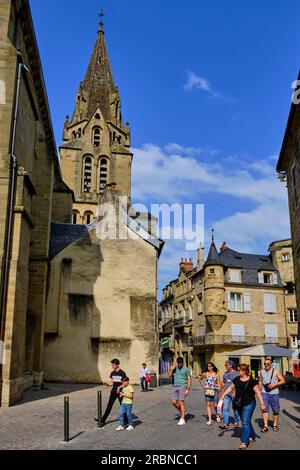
top-left (93, 127), bottom-right (101, 147)
top-left (83, 156), bottom-right (93, 193)
top-left (99, 157), bottom-right (109, 189)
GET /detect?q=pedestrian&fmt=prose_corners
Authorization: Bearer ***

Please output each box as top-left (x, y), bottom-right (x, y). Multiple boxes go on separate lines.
top-left (219, 359), bottom-right (239, 430)
top-left (199, 362), bottom-right (221, 425)
top-left (259, 357), bottom-right (285, 433)
top-left (169, 357), bottom-right (192, 426)
top-left (140, 363), bottom-right (151, 392)
top-left (115, 377), bottom-right (135, 431)
top-left (99, 358), bottom-right (126, 427)
top-left (221, 363), bottom-right (266, 450)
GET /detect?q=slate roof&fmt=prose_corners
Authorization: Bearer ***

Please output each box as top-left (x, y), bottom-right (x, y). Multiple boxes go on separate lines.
top-left (204, 241), bottom-right (224, 267)
top-left (49, 223), bottom-right (90, 260)
top-left (220, 248), bottom-right (276, 271)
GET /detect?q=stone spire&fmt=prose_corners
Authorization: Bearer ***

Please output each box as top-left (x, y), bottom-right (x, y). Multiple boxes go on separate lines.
top-left (80, 12), bottom-right (119, 122)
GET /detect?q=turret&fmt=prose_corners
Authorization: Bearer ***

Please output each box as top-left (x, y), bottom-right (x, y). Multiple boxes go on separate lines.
top-left (204, 232), bottom-right (226, 331)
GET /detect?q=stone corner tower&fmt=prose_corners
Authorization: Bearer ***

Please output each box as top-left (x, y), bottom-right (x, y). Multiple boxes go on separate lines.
top-left (204, 235), bottom-right (226, 332)
top-left (59, 16), bottom-right (133, 225)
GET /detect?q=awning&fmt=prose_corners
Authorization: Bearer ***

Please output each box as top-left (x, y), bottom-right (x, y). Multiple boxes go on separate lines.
top-left (221, 344), bottom-right (294, 358)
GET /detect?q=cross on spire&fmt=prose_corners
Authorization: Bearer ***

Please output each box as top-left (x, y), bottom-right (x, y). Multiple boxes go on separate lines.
top-left (99, 7), bottom-right (105, 25)
top-left (211, 229), bottom-right (215, 242)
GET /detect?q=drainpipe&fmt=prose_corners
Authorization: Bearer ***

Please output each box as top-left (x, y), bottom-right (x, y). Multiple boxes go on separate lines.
top-left (0, 60), bottom-right (29, 404)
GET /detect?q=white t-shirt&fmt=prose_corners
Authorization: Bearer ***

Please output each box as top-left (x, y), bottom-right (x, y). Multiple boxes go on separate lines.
top-left (140, 367), bottom-right (150, 378)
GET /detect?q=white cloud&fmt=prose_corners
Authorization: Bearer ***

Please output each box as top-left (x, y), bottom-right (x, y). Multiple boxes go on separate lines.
top-left (132, 144), bottom-right (286, 205)
top-left (183, 71), bottom-right (234, 102)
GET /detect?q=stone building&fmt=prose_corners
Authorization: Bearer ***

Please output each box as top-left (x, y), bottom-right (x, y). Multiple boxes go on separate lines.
top-left (0, 0), bottom-right (163, 405)
top-left (60, 18), bottom-right (133, 224)
top-left (277, 81), bottom-right (300, 364)
top-left (160, 238), bottom-right (298, 377)
top-left (0, 0), bottom-right (73, 406)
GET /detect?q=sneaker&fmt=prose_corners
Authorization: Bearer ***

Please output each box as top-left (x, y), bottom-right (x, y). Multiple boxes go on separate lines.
top-left (115, 426), bottom-right (125, 431)
top-left (177, 418), bottom-right (186, 426)
top-left (206, 420), bottom-right (212, 426)
top-left (233, 423), bottom-right (239, 429)
top-left (219, 424), bottom-right (229, 429)
top-left (126, 425), bottom-right (134, 431)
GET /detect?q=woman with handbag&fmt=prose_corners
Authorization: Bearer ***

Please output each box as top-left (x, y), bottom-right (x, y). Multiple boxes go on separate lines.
top-left (199, 362), bottom-right (221, 425)
top-left (221, 364), bottom-right (266, 450)
top-left (140, 363), bottom-right (151, 392)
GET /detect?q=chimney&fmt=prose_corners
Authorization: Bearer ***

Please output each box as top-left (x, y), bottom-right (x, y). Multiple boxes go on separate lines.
top-left (197, 242), bottom-right (205, 270)
top-left (220, 242), bottom-right (228, 253)
top-left (179, 257), bottom-right (194, 271)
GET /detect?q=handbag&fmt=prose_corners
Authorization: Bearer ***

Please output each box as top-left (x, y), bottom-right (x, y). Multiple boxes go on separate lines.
top-left (205, 388), bottom-right (215, 397)
top-left (145, 374), bottom-right (151, 383)
top-left (232, 379), bottom-right (250, 410)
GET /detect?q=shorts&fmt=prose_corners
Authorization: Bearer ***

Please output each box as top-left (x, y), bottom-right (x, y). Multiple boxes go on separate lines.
top-left (172, 386), bottom-right (186, 402)
top-left (262, 393), bottom-right (280, 414)
top-left (205, 389), bottom-right (219, 403)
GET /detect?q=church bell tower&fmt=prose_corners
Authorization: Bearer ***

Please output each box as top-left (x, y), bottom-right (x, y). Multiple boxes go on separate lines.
top-left (60, 12), bottom-right (133, 225)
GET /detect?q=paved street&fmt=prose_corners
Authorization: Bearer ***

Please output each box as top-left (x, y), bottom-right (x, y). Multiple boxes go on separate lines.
top-left (0, 380), bottom-right (299, 450)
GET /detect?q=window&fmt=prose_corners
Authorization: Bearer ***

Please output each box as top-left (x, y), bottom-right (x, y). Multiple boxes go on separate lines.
top-left (210, 268), bottom-right (215, 274)
top-left (228, 293), bottom-right (242, 311)
top-left (229, 269), bottom-right (241, 283)
top-left (285, 282), bottom-right (295, 294)
top-left (288, 309), bottom-right (298, 323)
top-left (93, 127), bottom-right (101, 147)
top-left (72, 210), bottom-right (80, 225)
top-left (99, 157), bottom-right (109, 189)
top-left (290, 336), bottom-right (298, 348)
top-left (84, 211), bottom-right (94, 225)
top-left (265, 324), bottom-right (278, 342)
top-left (95, 113), bottom-right (101, 120)
top-left (231, 324), bottom-right (245, 341)
top-left (263, 293), bottom-right (277, 314)
top-left (291, 164), bottom-right (298, 210)
top-left (258, 272), bottom-right (278, 285)
top-left (83, 157), bottom-right (92, 193)
top-left (227, 292), bottom-right (251, 312)
top-left (282, 253), bottom-right (290, 262)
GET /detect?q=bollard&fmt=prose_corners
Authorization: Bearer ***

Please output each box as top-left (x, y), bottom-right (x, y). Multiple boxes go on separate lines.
top-left (97, 390), bottom-right (103, 428)
top-left (64, 396), bottom-right (70, 442)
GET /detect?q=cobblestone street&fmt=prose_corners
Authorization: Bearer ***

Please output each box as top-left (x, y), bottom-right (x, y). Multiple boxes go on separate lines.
top-left (0, 381), bottom-right (299, 450)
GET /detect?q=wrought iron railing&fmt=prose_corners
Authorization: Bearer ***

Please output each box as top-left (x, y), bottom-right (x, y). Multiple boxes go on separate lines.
top-left (193, 335), bottom-right (287, 346)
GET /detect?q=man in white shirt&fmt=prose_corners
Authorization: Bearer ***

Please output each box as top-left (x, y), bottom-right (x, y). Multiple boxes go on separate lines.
top-left (140, 363), bottom-right (151, 392)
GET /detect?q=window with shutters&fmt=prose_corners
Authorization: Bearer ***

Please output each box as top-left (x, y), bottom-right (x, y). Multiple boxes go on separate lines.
top-left (265, 324), bottom-right (278, 342)
top-left (263, 293), bottom-right (277, 314)
top-left (288, 309), bottom-right (298, 323)
top-left (282, 253), bottom-right (289, 262)
top-left (83, 156), bottom-right (93, 193)
top-left (258, 272), bottom-right (278, 285)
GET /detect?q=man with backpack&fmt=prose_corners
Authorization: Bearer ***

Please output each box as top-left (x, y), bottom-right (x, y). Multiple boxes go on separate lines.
top-left (259, 357), bottom-right (285, 433)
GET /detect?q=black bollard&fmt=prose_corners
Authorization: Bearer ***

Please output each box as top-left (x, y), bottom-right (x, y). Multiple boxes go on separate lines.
top-left (64, 396), bottom-right (70, 442)
top-left (97, 390), bottom-right (103, 428)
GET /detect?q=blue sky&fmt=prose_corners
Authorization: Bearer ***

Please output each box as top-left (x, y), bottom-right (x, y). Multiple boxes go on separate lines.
top-left (30, 0), bottom-right (298, 294)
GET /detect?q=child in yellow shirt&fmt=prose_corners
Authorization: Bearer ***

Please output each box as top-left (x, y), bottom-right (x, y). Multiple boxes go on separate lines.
top-left (116, 377), bottom-right (134, 431)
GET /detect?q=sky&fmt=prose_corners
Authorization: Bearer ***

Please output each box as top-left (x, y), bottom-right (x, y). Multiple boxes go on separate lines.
top-left (30, 0), bottom-right (299, 296)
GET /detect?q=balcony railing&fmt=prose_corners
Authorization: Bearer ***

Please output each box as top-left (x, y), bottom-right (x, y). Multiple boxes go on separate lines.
top-left (173, 317), bottom-right (193, 328)
top-left (193, 335), bottom-right (287, 347)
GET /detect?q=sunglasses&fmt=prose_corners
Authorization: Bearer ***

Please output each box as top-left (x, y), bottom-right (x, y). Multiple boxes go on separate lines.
top-left (264, 363), bottom-right (271, 366)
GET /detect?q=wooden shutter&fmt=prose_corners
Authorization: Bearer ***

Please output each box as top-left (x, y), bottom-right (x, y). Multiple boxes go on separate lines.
top-left (272, 273), bottom-right (278, 285)
top-left (243, 293), bottom-right (251, 312)
top-left (264, 293), bottom-right (277, 313)
top-left (227, 292), bottom-right (231, 311)
top-left (258, 272), bottom-right (264, 284)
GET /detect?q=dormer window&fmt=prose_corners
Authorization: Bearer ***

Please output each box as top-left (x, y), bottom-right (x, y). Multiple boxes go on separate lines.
top-left (258, 271), bottom-right (278, 285)
top-left (228, 269), bottom-right (241, 283)
top-left (93, 127), bottom-right (101, 147)
top-left (95, 113), bottom-right (101, 120)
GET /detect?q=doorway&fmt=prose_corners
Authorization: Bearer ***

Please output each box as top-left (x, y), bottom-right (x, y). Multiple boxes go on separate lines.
top-left (250, 358), bottom-right (262, 379)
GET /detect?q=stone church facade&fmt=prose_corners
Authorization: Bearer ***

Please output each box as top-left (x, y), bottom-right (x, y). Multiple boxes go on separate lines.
top-left (0, 0), bottom-right (162, 406)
